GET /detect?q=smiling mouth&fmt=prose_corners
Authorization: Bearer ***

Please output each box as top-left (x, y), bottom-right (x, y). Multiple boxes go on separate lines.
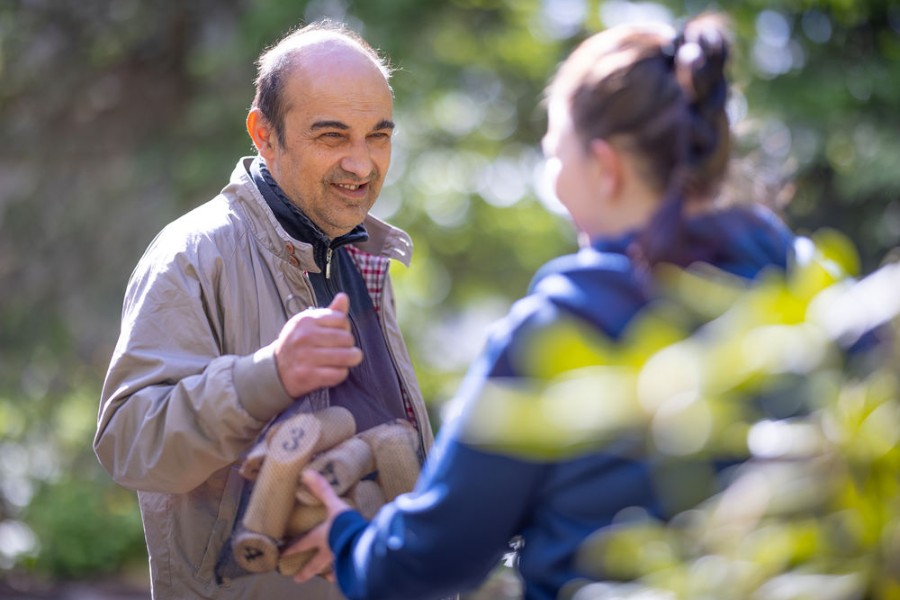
top-left (334, 182), bottom-right (367, 191)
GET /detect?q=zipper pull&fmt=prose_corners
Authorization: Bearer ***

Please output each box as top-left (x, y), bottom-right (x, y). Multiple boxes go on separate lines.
top-left (325, 247), bottom-right (333, 279)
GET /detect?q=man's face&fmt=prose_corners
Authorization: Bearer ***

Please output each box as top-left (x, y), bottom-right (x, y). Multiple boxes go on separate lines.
top-left (264, 45), bottom-right (394, 239)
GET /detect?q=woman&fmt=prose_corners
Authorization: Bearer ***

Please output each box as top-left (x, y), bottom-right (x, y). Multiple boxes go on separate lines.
top-left (286, 13), bottom-right (796, 600)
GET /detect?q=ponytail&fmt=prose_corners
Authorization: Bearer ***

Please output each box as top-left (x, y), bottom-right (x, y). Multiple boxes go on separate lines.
top-left (636, 13), bottom-right (732, 268)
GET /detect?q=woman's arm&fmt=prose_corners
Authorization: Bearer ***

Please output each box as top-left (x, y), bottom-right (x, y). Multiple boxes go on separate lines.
top-left (289, 425), bottom-right (545, 600)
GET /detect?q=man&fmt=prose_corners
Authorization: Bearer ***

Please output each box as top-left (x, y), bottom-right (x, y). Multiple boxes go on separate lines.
top-left (94, 20), bottom-right (433, 599)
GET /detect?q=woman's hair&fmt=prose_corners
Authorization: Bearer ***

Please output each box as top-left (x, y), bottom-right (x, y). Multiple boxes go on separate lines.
top-left (548, 13), bottom-right (732, 267)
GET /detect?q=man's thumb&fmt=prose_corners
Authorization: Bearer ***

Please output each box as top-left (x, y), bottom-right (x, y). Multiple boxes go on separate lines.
top-left (328, 292), bottom-right (350, 315)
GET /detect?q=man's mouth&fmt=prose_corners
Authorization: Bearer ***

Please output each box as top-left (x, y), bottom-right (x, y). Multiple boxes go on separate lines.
top-left (332, 181), bottom-right (371, 200)
top-left (334, 182), bottom-right (367, 191)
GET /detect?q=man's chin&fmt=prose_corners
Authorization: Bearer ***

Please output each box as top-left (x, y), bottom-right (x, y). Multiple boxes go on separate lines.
top-left (329, 213), bottom-right (372, 237)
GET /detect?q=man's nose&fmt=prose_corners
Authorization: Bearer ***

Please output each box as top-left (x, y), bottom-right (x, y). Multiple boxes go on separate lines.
top-left (340, 139), bottom-right (375, 178)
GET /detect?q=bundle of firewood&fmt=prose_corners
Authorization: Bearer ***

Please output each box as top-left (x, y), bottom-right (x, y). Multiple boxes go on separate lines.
top-left (231, 406), bottom-right (421, 576)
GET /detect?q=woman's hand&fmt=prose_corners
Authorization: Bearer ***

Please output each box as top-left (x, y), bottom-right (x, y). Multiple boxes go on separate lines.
top-left (282, 469), bottom-right (353, 583)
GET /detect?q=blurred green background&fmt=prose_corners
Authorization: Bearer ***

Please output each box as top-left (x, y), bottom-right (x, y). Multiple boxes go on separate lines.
top-left (1, 0), bottom-right (898, 595)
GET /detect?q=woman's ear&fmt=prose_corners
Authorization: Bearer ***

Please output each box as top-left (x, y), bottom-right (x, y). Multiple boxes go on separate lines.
top-left (589, 139), bottom-right (623, 201)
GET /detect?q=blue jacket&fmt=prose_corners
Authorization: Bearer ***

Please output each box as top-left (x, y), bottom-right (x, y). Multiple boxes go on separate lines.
top-left (328, 205), bottom-right (796, 600)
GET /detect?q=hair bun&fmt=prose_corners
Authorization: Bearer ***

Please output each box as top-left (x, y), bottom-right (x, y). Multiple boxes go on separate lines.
top-left (675, 15), bottom-right (729, 104)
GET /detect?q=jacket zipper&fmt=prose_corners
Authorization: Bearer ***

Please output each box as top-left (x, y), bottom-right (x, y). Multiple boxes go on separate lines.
top-left (320, 247), bottom-right (359, 344)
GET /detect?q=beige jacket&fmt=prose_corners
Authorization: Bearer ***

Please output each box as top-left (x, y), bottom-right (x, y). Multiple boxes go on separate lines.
top-left (95, 157), bottom-right (434, 599)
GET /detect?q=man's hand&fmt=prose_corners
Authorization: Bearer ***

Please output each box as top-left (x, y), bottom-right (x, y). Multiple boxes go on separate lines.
top-left (283, 469), bottom-right (353, 583)
top-left (274, 293), bottom-right (363, 398)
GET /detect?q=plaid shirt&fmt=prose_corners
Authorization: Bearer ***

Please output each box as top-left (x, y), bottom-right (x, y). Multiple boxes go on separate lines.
top-left (345, 245), bottom-right (390, 314)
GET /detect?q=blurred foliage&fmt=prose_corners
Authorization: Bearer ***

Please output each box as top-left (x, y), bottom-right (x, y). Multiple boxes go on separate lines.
top-left (21, 477), bottom-right (146, 579)
top-left (0, 0), bottom-right (898, 588)
top-left (462, 232), bottom-right (900, 599)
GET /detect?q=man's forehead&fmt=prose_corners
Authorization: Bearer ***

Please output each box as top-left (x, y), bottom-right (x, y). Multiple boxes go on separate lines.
top-left (282, 95), bottom-right (393, 133)
top-left (282, 69), bottom-right (393, 132)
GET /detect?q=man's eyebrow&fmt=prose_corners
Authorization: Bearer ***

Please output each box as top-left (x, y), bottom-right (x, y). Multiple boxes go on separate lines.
top-left (309, 119), bottom-right (395, 132)
top-left (310, 120), bottom-right (349, 131)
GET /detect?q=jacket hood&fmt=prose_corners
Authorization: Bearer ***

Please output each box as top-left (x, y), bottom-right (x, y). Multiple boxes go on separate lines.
top-left (671, 204), bottom-right (795, 278)
top-left (589, 204), bottom-right (795, 278)
top-left (529, 204), bottom-right (795, 339)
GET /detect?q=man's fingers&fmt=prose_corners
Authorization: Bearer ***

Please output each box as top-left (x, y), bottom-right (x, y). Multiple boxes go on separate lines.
top-left (290, 312), bottom-right (353, 335)
top-left (299, 326), bottom-right (357, 348)
top-left (310, 366), bottom-right (352, 390)
top-left (275, 350), bottom-right (363, 399)
top-left (274, 294), bottom-right (363, 398)
top-left (287, 296), bottom-right (353, 332)
top-left (286, 348), bottom-right (363, 372)
top-left (327, 343), bottom-right (363, 365)
top-left (328, 292), bottom-right (350, 315)
top-left (304, 346), bottom-right (363, 366)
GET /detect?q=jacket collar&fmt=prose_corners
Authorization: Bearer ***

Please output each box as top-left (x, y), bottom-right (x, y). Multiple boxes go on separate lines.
top-left (588, 230), bottom-right (638, 256)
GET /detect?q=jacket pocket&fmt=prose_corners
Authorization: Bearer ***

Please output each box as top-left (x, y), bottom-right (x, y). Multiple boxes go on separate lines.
top-left (195, 465), bottom-right (246, 584)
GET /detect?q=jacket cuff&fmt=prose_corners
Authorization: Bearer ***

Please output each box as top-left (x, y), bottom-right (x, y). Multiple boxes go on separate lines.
top-left (233, 344), bottom-right (293, 422)
top-left (329, 509), bottom-right (368, 555)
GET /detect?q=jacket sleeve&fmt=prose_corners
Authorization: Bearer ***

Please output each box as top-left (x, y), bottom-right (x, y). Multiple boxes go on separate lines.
top-left (94, 232), bottom-right (294, 494)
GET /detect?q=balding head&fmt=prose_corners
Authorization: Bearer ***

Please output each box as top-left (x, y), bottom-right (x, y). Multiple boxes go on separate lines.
top-left (252, 20), bottom-right (392, 147)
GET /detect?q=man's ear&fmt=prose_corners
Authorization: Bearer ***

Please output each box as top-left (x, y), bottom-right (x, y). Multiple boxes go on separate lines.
top-left (589, 139), bottom-right (623, 201)
top-left (247, 108), bottom-right (277, 160)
